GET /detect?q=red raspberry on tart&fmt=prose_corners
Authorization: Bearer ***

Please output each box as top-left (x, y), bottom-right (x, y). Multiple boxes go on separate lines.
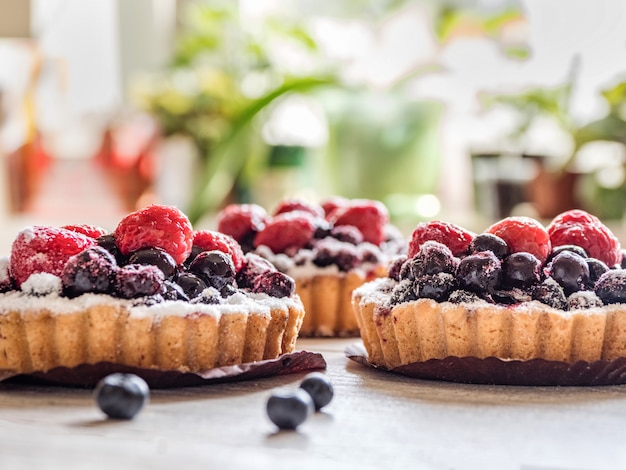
top-left (62, 224), bottom-right (109, 239)
top-left (10, 226), bottom-right (96, 287)
top-left (217, 203), bottom-right (268, 243)
top-left (253, 211), bottom-right (317, 254)
top-left (329, 199), bottom-right (389, 246)
top-left (486, 216), bottom-right (551, 265)
top-left (408, 220), bottom-right (475, 258)
top-left (114, 205), bottom-right (193, 265)
top-left (547, 209), bottom-right (622, 267)
top-left (192, 230), bottom-right (246, 272)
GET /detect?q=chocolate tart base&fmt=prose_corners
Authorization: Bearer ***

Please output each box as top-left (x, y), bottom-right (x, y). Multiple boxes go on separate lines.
top-left (345, 343), bottom-right (626, 386)
top-left (0, 350), bottom-right (326, 389)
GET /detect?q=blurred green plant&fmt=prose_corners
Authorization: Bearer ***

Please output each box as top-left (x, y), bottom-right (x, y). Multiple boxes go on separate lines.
top-left (134, 0), bottom-right (527, 225)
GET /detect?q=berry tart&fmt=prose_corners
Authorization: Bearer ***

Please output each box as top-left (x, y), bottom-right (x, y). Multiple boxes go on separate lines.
top-left (352, 209), bottom-right (626, 382)
top-left (217, 197), bottom-right (404, 337)
top-left (0, 205), bottom-right (305, 377)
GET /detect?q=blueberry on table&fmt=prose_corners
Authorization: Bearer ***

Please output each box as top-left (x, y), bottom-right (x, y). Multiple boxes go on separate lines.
top-left (300, 372), bottom-right (334, 411)
top-left (94, 373), bottom-right (150, 420)
top-left (266, 389), bottom-right (314, 430)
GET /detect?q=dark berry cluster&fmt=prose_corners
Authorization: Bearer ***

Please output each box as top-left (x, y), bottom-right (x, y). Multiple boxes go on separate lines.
top-left (32, 232), bottom-right (296, 305)
top-left (390, 235), bottom-right (626, 311)
top-left (218, 198), bottom-right (404, 273)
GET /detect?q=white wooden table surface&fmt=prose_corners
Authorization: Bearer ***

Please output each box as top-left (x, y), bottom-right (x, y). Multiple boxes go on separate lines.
top-left (2, 337), bottom-right (626, 470)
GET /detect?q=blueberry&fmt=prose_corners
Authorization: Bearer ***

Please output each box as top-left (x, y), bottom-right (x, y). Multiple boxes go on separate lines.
top-left (390, 279), bottom-right (418, 305)
top-left (313, 240), bottom-right (360, 272)
top-left (388, 255), bottom-right (407, 282)
top-left (595, 270), bottom-right (626, 304)
top-left (188, 250), bottom-right (236, 290)
top-left (418, 241), bottom-right (458, 275)
top-left (96, 234), bottom-right (128, 265)
top-left (128, 247), bottom-right (178, 280)
top-left (61, 246), bottom-right (117, 297)
top-left (468, 233), bottom-right (509, 259)
top-left (457, 251), bottom-right (502, 293)
top-left (448, 289), bottom-right (483, 304)
top-left (266, 388), bottom-right (314, 430)
top-left (162, 280), bottom-right (189, 301)
top-left (176, 272), bottom-right (207, 299)
top-left (502, 252), bottom-right (541, 289)
top-left (586, 258), bottom-right (610, 285)
top-left (532, 277), bottom-right (567, 310)
top-left (549, 245), bottom-right (588, 261)
top-left (220, 283), bottom-right (238, 298)
top-left (190, 288), bottom-right (222, 305)
top-left (328, 225), bottom-right (363, 245)
top-left (236, 253), bottom-right (276, 289)
top-left (546, 251), bottom-right (589, 295)
top-left (253, 271), bottom-right (295, 298)
top-left (299, 372), bottom-right (334, 411)
top-left (94, 373), bottom-right (149, 420)
top-left (416, 272), bottom-right (456, 301)
top-left (114, 264), bottom-right (165, 299)
top-left (400, 257), bottom-right (420, 281)
top-left (183, 245), bottom-right (204, 267)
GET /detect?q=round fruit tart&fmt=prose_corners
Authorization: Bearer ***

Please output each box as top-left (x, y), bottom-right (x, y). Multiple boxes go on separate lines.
top-left (352, 209), bottom-right (626, 374)
top-left (217, 197), bottom-right (404, 337)
top-left (0, 205), bottom-right (305, 376)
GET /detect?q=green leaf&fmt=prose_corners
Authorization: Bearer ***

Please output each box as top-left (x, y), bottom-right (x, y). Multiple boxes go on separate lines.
top-left (186, 77), bottom-right (337, 224)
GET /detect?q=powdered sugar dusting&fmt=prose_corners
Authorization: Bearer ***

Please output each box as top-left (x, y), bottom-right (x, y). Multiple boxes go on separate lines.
top-left (21, 273), bottom-right (63, 296)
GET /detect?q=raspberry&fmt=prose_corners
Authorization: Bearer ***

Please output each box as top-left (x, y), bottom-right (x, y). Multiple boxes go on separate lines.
top-left (10, 226), bottom-right (97, 287)
top-left (62, 224), bottom-right (109, 239)
top-left (547, 209), bottom-right (621, 266)
top-left (329, 199), bottom-right (389, 246)
top-left (216, 203), bottom-right (268, 244)
top-left (192, 230), bottom-right (245, 272)
top-left (321, 196), bottom-right (349, 220)
top-left (114, 205), bottom-right (193, 265)
top-left (486, 216), bottom-right (551, 264)
top-left (408, 221), bottom-right (475, 258)
top-left (253, 211), bottom-right (316, 254)
top-left (273, 199), bottom-right (325, 218)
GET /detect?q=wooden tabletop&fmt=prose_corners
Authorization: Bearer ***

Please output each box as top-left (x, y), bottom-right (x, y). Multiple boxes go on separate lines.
top-left (2, 337), bottom-right (626, 470)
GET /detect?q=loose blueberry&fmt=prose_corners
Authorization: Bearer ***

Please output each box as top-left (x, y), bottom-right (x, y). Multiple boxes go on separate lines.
top-left (313, 239), bottom-right (360, 272)
top-left (266, 388), bottom-right (314, 430)
top-left (468, 233), bottom-right (509, 259)
top-left (61, 246), bottom-right (117, 297)
top-left (546, 251), bottom-right (590, 295)
top-left (253, 271), bottom-right (295, 298)
top-left (188, 250), bottom-right (236, 290)
top-left (94, 373), bottom-right (149, 420)
top-left (128, 247), bottom-right (178, 280)
top-left (502, 252), bottom-right (541, 289)
top-left (300, 372), bottom-right (334, 411)
top-left (457, 251), bottom-right (502, 293)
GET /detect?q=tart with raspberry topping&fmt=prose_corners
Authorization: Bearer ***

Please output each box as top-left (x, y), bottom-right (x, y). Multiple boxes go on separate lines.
top-left (352, 210), bottom-right (626, 375)
top-left (217, 197), bottom-right (404, 337)
top-left (0, 205), bottom-right (305, 376)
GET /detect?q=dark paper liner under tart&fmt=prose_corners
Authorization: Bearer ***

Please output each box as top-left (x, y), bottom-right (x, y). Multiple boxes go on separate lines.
top-left (0, 351), bottom-right (326, 389)
top-left (345, 343), bottom-right (626, 386)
